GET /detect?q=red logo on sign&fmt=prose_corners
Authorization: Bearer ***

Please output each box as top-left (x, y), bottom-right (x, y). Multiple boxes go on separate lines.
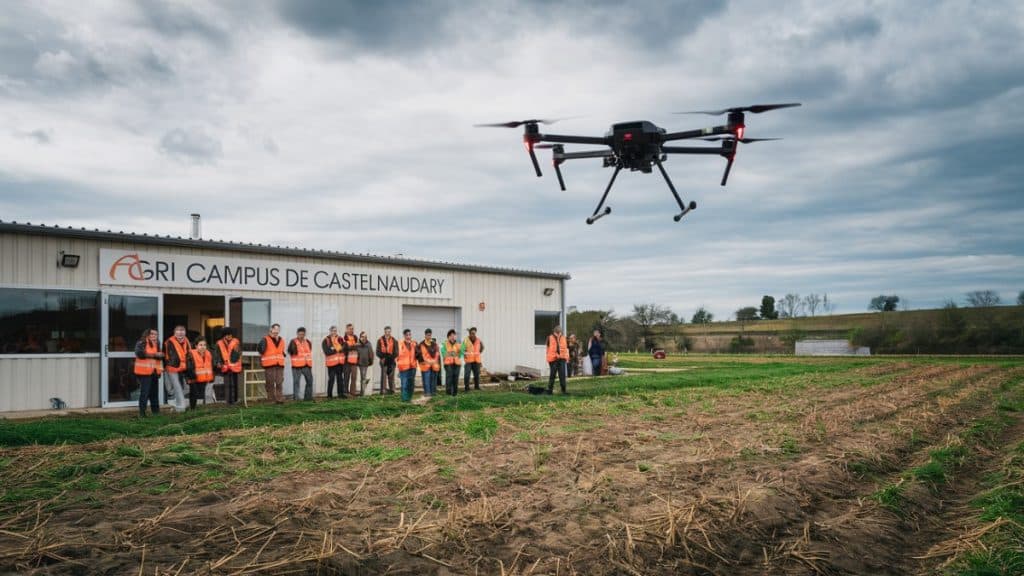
top-left (109, 253), bottom-right (145, 281)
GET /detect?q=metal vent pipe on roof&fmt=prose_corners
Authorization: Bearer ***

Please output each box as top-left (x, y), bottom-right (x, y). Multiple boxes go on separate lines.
top-left (190, 213), bottom-right (201, 240)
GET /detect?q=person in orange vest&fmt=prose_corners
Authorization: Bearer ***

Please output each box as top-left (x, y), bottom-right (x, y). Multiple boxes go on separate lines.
top-left (213, 327), bottom-right (242, 405)
top-left (343, 323), bottom-right (360, 398)
top-left (462, 327), bottom-right (485, 392)
top-left (322, 326), bottom-right (345, 398)
top-left (396, 329), bottom-right (418, 402)
top-left (416, 328), bottom-right (440, 398)
top-left (376, 326), bottom-right (397, 395)
top-left (443, 329), bottom-right (463, 396)
top-left (546, 324), bottom-right (570, 395)
top-left (256, 323), bottom-right (285, 403)
top-left (288, 327), bottom-right (314, 401)
top-left (134, 328), bottom-right (164, 417)
top-left (186, 339), bottom-right (214, 411)
top-left (163, 325), bottom-right (192, 413)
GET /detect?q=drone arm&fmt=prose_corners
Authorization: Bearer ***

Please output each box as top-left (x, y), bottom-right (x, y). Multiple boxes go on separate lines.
top-left (538, 134), bottom-right (609, 145)
top-left (661, 145), bottom-right (727, 155)
top-left (654, 157), bottom-right (697, 222)
top-left (558, 149), bottom-right (615, 160)
top-left (662, 125), bottom-right (732, 142)
top-left (525, 142), bottom-right (543, 177)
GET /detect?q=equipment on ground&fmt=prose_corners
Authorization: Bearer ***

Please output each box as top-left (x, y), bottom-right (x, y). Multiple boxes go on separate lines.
top-left (475, 103), bottom-right (800, 224)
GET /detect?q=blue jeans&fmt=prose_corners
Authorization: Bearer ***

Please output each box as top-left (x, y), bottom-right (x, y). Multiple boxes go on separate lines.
top-left (590, 355), bottom-right (602, 376)
top-left (399, 369), bottom-right (417, 402)
top-left (421, 369), bottom-right (438, 396)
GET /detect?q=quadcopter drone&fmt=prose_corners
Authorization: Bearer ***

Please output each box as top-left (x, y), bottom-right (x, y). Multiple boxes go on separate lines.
top-left (476, 103), bottom-right (800, 224)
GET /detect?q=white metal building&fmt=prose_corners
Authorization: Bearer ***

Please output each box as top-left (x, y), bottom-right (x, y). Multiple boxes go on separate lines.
top-left (0, 220), bottom-right (568, 412)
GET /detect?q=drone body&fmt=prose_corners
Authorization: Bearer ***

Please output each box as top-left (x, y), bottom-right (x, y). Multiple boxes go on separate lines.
top-left (477, 103), bottom-right (800, 224)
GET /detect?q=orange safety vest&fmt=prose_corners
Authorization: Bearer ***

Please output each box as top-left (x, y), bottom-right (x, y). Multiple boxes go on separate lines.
top-left (344, 334), bottom-right (359, 364)
top-left (378, 336), bottom-right (395, 356)
top-left (290, 338), bottom-right (312, 368)
top-left (164, 336), bottom-right (191, 373)
top-left (397, 339), bottom-right (417, 371)
top-left (464, 338), bottom-right (482, 364)
top-left (325, 335), bottom-right (344, 367)
top-left (134, 341), bottom-right (163, 376)
top-left (546, 334), bottom-right (569, 363)
top-left (217, 338), bottom-right (242, 373)
top-left (261, 335), bottom-right (285, 367)
top-left (419, 340), bottom-right (440, 372)
top-left (443, 341), bottom-right (462, 366)
top-left (190, 349), bottom-right (214, 383)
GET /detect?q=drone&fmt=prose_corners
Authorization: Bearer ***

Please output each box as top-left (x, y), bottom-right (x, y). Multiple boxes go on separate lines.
top-left (476, 103), bottom-right (800, 224)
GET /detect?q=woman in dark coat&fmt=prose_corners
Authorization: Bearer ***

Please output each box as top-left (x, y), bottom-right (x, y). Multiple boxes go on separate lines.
top-left (587, 329), bottom-right (605, 377)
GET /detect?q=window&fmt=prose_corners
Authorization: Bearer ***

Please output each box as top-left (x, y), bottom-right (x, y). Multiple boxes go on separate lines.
top-left (0, 289), bottom-right (100, 354)
top-left (534, 311), bottom-right (561, 345)
top-left (230, 298), bottom-right (270, 353)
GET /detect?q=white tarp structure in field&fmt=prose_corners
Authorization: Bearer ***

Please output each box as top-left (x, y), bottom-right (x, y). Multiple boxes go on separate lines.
top-left (795, 340), bottom-right (871, 356)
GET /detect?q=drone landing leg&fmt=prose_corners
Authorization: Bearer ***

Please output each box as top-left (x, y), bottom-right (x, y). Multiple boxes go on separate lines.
top-left (586, 165), bottom-right (620, 225)
top-left (654, 157), bottom-right (697, 222)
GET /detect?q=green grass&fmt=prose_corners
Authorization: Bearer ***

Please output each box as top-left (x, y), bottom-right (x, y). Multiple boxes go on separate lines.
top-left (873, 483), bottom-right (906, 514)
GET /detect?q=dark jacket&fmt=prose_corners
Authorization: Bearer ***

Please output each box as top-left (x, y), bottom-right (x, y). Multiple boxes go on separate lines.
top-left (255, 335), bottom-right (282, 355)
top-left (356, 341), bottom-right (374, 366)
top-left (163, 337), bottom-right (191, 370)
top-left (287, 338), bottom-right (311, 357)
top-left (376, 336), bottom-right (397, 364)
top-left (134, 339), bottom-right (163, 359)
top-left (415, 339), bottom-right (439, 363)
top-left (212, 337), bottom-right (242, 370)
top-left (587, 337), bottom-right (605, 358)
top-left (322, 335), bottom-right (342, 356)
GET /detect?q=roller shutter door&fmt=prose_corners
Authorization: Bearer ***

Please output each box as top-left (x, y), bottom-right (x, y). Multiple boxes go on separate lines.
top-left (402, 305), bottom-right (461, 340)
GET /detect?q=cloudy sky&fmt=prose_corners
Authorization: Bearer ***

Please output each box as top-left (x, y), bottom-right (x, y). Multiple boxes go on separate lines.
top-left (2, 0), bottom-right (1022, 319)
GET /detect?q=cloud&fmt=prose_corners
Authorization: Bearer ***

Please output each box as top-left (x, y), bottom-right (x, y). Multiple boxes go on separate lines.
top-left (157, 128), bottom-right (223, 164)
top-left (0, 0), bottom-right (1021, 321)
top-left (13, 129), bottom-right (52, 144)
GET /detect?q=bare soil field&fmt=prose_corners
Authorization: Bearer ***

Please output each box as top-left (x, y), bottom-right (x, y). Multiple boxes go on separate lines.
top-left (2, 357), bottom-right (1022, 575)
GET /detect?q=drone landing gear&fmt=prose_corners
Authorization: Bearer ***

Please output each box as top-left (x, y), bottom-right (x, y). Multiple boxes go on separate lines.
top-left (654, 157), bottom-right (697, 222)
top-left (586, 165), bottom-right (621, 225)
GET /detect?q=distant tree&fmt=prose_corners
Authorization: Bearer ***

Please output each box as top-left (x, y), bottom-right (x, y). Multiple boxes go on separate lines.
top-left (822, 293), bottom-right (837, 314)
top-left (630, 303), bottom-right (674, 350)
top-left (1018, 290), bottom-right (1024, 306)
top-left (779, 293), bottom-right (803, 318)
top-left (869, 295), bottom-right (900, 312)
top-left (669, 312), bottom-right (681, 325)
top-left (691, 307), bottom-right (713, 324)
top-left (736, 306), bottom-right (760, 321)
top-left (759, 295), bottom-right (778, 320)
top-left (803, 293), bottom-right (823, 316)
top-left (966, 290), bottom-right (1001, 307)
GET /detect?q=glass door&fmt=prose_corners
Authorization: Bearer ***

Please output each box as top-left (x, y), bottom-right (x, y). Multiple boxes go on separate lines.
top-left (101, 292), bottom-right (162, 407)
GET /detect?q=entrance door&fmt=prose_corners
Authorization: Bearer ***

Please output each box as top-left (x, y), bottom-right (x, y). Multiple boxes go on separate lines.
top-left (102, 292), bottom-right (163, 407)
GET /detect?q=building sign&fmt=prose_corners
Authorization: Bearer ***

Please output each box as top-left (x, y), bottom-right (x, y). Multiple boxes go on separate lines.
top-left (100, 250), bottom-right (453, 299)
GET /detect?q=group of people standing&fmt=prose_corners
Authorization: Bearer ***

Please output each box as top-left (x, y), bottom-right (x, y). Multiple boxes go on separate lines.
top-left (543, 326), bottom-right (606, 395)
top-left (133, 323), bottom-right (488, 416)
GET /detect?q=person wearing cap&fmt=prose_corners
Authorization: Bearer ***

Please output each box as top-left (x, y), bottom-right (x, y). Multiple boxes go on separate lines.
top-left (256, 323), bottom-right (285, 403)
top-left (462, 327), bottom-right (485, 392)
top-left (288, 327), bottom-right (314, 401)
top-left (416, 328), bottom-right (440, 398)
top-left (322, 326), bottom-right (345, 398)
top-left (376, 326), bottom-right (398, 394)
top-left (546, 324), bottom-right (569, 395)
top-left (396, 329), bottom-right (418, 402)
top-left (442, 329), bottom-right (463, 396)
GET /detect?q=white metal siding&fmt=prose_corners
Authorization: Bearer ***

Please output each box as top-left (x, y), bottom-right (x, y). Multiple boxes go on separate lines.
top-left (0, 232), bottom-right (563, 410)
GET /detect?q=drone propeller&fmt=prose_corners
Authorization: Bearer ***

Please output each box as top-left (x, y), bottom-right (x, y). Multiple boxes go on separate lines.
top-left (473, 117), bottom-right (577, 128)
top-left (699, 137), bottom-right (781, 143)
top-left (675, 103), bottom-right (801, 116)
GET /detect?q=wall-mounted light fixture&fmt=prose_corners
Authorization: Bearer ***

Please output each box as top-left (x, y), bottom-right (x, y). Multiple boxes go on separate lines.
top-left (543, 287), bottom-right (554, 296)
top-left (58, 251), bottom-right (81, 268)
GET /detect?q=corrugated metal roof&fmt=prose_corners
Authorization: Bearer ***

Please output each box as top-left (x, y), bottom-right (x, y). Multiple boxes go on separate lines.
top-left (0, 220), bottom-right (570, 280)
